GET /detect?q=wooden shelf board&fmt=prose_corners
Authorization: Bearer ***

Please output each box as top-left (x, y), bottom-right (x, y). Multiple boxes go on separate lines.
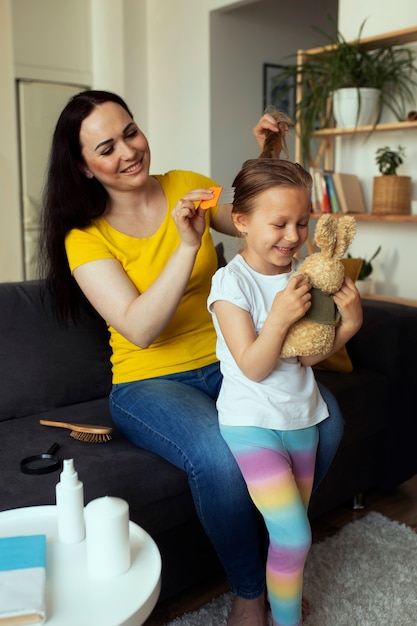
top-left (310, 213), bottom-right (417, 222)
top-left (313, 120), bottom-right (417, 138)
top-left (301, 26), bottom-right (417, 56)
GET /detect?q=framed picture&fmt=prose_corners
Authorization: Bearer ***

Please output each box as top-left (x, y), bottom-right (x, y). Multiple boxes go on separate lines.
top-left (262, 63), bottom-right (295, 118)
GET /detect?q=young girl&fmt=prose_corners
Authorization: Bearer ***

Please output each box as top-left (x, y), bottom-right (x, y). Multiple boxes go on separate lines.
top-left (208, 116), bottom-right (362, 626)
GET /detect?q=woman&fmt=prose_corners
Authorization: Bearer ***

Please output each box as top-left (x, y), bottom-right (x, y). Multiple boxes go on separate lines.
top-left (40, 91), bottom-right (343, 626)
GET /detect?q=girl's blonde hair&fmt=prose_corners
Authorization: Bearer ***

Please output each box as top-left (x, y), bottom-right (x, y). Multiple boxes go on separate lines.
top-left (232, 109), bottom-right (312, 217)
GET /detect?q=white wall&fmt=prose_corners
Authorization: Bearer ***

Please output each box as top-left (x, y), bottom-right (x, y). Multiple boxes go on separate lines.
top-left (0, 0), bottom-right (23, 280)
top-left (123, 0), bottom-right (148, 131)
top-left (12, 0), bottom-right (91, 84)
top-left (338, 0), bottom-right (415, 39)
top-left (145, 0), bottom-right (337, 177)
top-left (209, 0), bottom-right (338, 185)
top-left (144, 1), bottom-right (213, 175)
top-left (1, 0), bottom-right (146, 282)
top-left (207, 0), bottom-right (338, 259)
top-left (336, 0), bottom-right (417, 298)
top-left (2, 0), bottom-right (92, 282)
top-left (91, 0), bottom-right (125, 95)
top-left (143, 0), bottom-right (266, 175)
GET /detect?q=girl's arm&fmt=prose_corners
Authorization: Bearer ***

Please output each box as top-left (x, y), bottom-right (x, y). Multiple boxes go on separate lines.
top-left (213, 274), bottom-right (311, 382)
top-left (73, 189), bottom-right (211, 348)
top-left (299, 277), bottom-right (363, 367)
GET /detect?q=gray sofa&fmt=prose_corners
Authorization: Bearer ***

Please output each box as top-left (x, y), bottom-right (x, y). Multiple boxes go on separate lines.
top-left (1, 279), bottom-right (416, 602)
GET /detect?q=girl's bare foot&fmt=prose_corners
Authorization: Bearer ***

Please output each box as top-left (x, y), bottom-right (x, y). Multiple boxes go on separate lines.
top-left (227, 594), bottom-right (268, 626)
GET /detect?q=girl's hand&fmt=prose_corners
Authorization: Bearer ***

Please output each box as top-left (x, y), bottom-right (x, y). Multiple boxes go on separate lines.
top-left (300, 277), bottom-right (363, 367)
top-left (171, 188), bottom-right (214, 248)
top-left (269, 274), bottom-right (312, 329)
top-left (333, 276), bottom-right (363, 336)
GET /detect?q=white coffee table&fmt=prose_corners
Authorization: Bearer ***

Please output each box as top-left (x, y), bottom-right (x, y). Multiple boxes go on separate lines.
top-left (0, 505), bottom-right (161, 626)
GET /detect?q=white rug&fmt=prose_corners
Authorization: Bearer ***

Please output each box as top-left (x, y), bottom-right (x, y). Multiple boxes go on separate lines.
top-left (165, 512), bottom-right (417, 625)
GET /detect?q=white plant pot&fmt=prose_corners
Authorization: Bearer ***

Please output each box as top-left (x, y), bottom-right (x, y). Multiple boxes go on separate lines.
top-left (356, 277), bottom-right (374, 297)
top-left (333, 88), bottom-right (381, 128)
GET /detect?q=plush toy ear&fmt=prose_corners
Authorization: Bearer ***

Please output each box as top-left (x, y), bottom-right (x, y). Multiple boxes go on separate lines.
top-left (333, 216), bottom-right (356, 259)
top-left (314, 214), bottom-right (338, 258)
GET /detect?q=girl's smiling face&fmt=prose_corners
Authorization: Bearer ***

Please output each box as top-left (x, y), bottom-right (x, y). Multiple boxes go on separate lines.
top-left (233, 186), bottom-right (311, 275)
top-left (79, 101), bottom-right (151, 193)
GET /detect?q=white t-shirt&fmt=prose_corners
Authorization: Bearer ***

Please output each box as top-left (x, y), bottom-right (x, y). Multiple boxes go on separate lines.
top-left (208, 254), bottom-right (329, 430)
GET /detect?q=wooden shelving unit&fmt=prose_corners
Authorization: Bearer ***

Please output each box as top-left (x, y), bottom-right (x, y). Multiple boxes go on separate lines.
top-left (295, 26), bottom-right (417, 222)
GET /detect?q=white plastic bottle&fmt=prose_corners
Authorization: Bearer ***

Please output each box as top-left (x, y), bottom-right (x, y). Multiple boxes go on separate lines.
top-left (55, 458), bottom-right (85, 543)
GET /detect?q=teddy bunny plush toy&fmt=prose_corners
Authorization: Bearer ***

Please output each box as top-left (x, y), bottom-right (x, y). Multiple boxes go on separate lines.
top-left (280, 213), bottom-right (356, 358)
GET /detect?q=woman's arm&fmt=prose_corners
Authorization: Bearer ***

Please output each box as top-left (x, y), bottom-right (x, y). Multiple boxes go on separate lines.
top-left (299, 277), bottom-right (363, 367)
top-left (210, 112), bottom-right (282, 237)
top-left (73, 190), bottom-right (211, 348)
top-left (210, 204), bottom-right (238, 237)
top-left (253, 112), bottom-right (280, 151)
top-left (213, 274), bottom-right (311, 381)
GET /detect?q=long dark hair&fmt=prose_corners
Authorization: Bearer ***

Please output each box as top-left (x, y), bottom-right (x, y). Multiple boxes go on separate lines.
top-left (39, 90), bottom-right (134, 321)
top-left (232, 109), bottom-right (312, 218)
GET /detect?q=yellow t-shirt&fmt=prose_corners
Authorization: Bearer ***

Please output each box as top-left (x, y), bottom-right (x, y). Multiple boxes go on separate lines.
top-left (65, 170), bottom-right (221, 383)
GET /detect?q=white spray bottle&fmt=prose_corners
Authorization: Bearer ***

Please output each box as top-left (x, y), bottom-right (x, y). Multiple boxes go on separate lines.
top-left (56, 458), bottom-right (85, 543)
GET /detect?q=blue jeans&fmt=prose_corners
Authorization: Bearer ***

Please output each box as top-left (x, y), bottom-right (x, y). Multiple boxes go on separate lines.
top-left (109, 362), bottom-right (343, 599)
top-left (313, 381), bottom-right (345, 491)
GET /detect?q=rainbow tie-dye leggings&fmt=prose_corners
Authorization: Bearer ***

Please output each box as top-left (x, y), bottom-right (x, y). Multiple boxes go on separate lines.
top-left (220, 424), bottom-right (319, 626)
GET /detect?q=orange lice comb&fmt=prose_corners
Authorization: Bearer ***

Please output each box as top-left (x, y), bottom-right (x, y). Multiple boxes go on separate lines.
top-left (200, 186), bottom-right (223, 210)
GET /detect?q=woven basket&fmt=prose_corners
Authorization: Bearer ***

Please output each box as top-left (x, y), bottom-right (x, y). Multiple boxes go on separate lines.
top-left (372, 176), bottom-right (411, 215)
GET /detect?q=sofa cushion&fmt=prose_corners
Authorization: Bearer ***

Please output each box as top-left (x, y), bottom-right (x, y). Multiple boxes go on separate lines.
top-left (315, 367), bottom-right (391, 446)
top-left (0, 281), bottom-right (112, 421)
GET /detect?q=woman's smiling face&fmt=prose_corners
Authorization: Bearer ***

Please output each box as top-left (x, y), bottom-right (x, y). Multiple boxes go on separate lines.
top-left (233, 186), bottom-right (311, 275)
top-left (79, 101), bottom-right (151, 193)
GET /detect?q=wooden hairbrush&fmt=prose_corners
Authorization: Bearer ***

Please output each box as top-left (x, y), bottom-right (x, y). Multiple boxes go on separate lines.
top-left (200, 186), bottom-right (235, 210)
top-left (39, 419), bottom-right (112, 443)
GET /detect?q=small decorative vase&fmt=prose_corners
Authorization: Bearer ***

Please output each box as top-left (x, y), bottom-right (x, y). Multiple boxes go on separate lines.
top-left (333, 88), bottom-right (381, 128)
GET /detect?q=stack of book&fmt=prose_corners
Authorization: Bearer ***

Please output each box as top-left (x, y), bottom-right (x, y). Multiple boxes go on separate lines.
top-left (311, 169), bottom-right (367, 215)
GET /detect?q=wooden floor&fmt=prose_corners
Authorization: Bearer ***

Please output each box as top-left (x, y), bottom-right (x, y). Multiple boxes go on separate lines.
top-left (145, 475), bottom-right (417, 625)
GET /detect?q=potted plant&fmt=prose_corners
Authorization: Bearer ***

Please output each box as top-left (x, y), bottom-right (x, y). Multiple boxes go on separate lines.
top-left (348, 246), bottom-right (381, 295)
top-left (372, 145), bottom-right (411, 215)
top-left (274, 20), bottom-right (417, 164)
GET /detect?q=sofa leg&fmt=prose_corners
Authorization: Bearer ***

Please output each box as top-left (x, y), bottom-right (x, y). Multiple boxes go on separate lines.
top-left (352, 493), bottom-right (365, 510)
